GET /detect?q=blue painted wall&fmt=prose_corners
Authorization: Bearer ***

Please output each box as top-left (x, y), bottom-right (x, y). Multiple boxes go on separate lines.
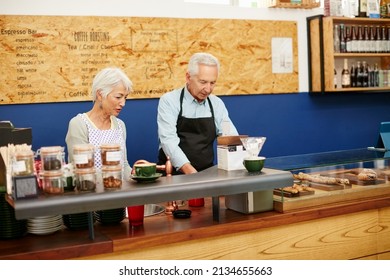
top-left (1, 91), bottom-right (390, 166)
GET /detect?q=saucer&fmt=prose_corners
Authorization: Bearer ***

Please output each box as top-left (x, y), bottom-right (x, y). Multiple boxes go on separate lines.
top-left (131, 173), bottom-right (162, 183)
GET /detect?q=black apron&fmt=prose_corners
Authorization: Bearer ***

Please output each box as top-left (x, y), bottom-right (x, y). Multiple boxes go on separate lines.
top-left (158, 88), bottom-right (217, 174)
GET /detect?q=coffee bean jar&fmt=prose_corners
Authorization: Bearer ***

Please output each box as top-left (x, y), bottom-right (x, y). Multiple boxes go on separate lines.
top-left (74, 168), bottom-right (96, 192)
top-left (42, 171), bottom-right (65, 194)
top-left (100, 144), bottom-right (121, 166)
top-left (12, 150), bottom-right (35, 176)
top-left (73, 144), bottom-right (95, 169)
top-left (40, 146), bottom-right (64, 172)
top-left (102, 165), bottom-right (122, 189)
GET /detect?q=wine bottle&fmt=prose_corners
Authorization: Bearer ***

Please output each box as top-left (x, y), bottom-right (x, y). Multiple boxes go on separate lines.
top-left (351, 25), bottom-right (358, 52)
top-left (334, 68), bottom-right (338, 88)
top-left (346, 26), bottom-right (352, 52)
top-left (334, 24), bottom-right (340, 53)
top-left (341, 59), bottom-right (351, 88)
top-left (351, 64), bottom-right (356, 87)
top-left (363, 25), bottom-right (369, 52)
top-left (359, 0), bottom-right (367, 17)
top-left (381, 26), bottom-right (387, 52)
top-left (357, 25), bottom-right (364, 52)
top-left (380, 0), bottom-right (387, 18)
top-left (374, 63), bottom-right (379, 86)
top-left (376, 26), bottom-right (382, 52)
top-left (362, 61), bottom-right (369, 87)
top-left (356, 61), bottom-right (363, 87)
top-left (369, 25), bottom-right (376, 53)
top-left (340, 24), bottom-right (346, 53)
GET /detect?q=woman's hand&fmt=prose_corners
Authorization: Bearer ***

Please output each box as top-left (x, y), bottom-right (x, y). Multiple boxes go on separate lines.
top-left (131, 159), bottom-right (151, 174)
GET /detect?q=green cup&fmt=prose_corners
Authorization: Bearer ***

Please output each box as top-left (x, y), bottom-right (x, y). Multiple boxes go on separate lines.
top-left (243, 156), bottom-right (265, 173)
top-left (134, 162), bottom-right (157, 177)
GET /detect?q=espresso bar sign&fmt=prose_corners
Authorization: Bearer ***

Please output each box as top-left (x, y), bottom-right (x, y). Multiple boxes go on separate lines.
top-left (0, 15), bottom-right (298, 105)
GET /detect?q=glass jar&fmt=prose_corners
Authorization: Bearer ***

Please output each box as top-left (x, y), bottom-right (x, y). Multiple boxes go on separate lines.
top-left (74, 168), bottom-right (96, 192)
top-left (12, 150), bottom-right (35, 176)
top-left (100, 144), bottom-right (121, 166)
top-left (42, 171), bottom-right (65, 194)
top-left (40, 146), bottom-right (64, 172)
top-left (73, 144), bottom-right (95, 169)
top-left (102, 165), bottom-right (122, 189)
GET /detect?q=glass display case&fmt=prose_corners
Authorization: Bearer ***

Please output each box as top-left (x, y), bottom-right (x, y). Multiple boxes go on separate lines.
top-left (265, 148), bottom-right (390, 212)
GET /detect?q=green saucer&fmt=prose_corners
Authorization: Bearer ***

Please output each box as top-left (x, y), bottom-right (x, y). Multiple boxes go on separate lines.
top-left (131, 173), bottom-right (162, 183)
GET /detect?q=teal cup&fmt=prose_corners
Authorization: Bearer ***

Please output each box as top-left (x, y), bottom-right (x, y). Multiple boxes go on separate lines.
top-left (243, 156), bottom-right (265, 172)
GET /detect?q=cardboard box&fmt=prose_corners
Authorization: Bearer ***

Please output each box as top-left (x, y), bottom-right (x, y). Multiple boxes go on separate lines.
top-left (217, 145), bottom-right (248, 171)
top-left (225, 190), bottom-right (274, 214)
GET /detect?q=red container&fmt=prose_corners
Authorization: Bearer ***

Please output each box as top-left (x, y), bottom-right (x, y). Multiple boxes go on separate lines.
top-left (188, 198), bottom-right (204, 207)
top-left (127, 205), bottom-right (144, 226)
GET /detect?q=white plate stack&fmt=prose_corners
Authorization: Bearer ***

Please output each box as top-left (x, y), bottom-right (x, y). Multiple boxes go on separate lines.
top-left (27, 215), bottom-right (64, 235)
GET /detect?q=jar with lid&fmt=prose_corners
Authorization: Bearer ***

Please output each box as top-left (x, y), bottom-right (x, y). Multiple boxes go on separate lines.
top-left (100, 144), bottom-right (121, 166)
top-left (102, 165), bottom-right (122, 189)
top-left (74, 168), bottom-right (96, 192)
top-left (42, 171), bottom-right (65, 194)
top-left (73, 144), bottom-right (95, 169)
top-left (40, 146), bottom-right (64, 172)
top-left (12, 150), bottom-right (35, 176)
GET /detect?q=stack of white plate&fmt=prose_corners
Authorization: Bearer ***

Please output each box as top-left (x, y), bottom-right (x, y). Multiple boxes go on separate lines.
top-left (27, 215), bottom-right (64, 235)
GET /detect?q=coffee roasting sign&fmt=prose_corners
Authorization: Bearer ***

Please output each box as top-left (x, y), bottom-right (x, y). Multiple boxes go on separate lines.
top-left (0, 15), bottom-right (298, 105)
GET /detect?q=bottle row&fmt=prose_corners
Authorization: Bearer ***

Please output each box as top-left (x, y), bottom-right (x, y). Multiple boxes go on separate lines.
top-left (334, 24), bottom-right (390, 53)
top-left (325, 0), bottom-right (390, 18)
top-left (334, 59), bottom-right (390, 88)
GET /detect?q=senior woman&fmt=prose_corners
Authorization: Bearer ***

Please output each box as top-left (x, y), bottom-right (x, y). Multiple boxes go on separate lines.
top-left (65, 67), bottom-right (133, 177)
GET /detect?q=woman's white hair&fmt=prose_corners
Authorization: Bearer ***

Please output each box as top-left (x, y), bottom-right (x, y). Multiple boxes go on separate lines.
top-left (91, 67), bottom-right (133, 101)
top-left (187, 52), bottom-right (220, 77)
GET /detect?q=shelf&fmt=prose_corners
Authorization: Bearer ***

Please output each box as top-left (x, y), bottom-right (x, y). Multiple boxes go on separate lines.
top-left (309, 88), bottom-right (390, 95)
top-left (331, 16), bottom-right (390, 24)
top-left (269, 0), bottom-right (320, 9)
top-left (334, 53), bottom-right (390, 57)
top-left (307, 15), bottom-right (390, 94)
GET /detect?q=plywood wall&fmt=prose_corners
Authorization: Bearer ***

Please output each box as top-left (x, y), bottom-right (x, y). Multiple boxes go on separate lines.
top-left (0, 15), bottom-right (298, 104)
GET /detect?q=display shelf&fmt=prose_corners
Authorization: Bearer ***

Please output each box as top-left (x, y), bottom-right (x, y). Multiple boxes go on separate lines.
top-left (307, 15), bottom-right (390, 94)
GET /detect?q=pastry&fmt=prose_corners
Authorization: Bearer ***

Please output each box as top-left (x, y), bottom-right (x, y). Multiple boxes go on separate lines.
top-left (293, 172), bottom-right (350, 186)
top-left (357, 168), bottom-right (377, 181)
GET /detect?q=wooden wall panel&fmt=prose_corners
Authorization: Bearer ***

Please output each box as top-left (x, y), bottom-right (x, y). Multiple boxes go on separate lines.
top-left (0, 15), bottom-right (298, 105)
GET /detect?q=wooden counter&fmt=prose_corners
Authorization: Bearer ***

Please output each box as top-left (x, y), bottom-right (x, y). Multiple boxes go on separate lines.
top-left (1, 195), bottom-right (390, 260)
top-left (2, 150), bottom-right (390, 260)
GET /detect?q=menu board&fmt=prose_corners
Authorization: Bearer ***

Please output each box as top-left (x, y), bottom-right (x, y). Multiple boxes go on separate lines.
top-left (0, 15), bottom-right (298, 105)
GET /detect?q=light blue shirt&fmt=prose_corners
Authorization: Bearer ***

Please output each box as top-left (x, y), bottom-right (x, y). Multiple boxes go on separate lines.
top-left (157, 85), bottom-right (238, 170)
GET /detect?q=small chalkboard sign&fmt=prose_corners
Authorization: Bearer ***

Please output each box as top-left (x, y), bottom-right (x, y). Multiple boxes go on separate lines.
top-left (12, 175), bottom-right (39, 200)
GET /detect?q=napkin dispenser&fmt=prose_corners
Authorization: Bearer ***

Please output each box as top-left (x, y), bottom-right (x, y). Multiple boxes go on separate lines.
top-left (217, 135), bottom-right (248, 171)
top-left (225, 190), bottom-right (274, 214)
top-left (0, 121), bottom-right (32, 147)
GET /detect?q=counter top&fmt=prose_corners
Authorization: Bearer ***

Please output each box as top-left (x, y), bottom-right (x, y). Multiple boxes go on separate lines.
top-left (7, 166), bottom-right (293, 220)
